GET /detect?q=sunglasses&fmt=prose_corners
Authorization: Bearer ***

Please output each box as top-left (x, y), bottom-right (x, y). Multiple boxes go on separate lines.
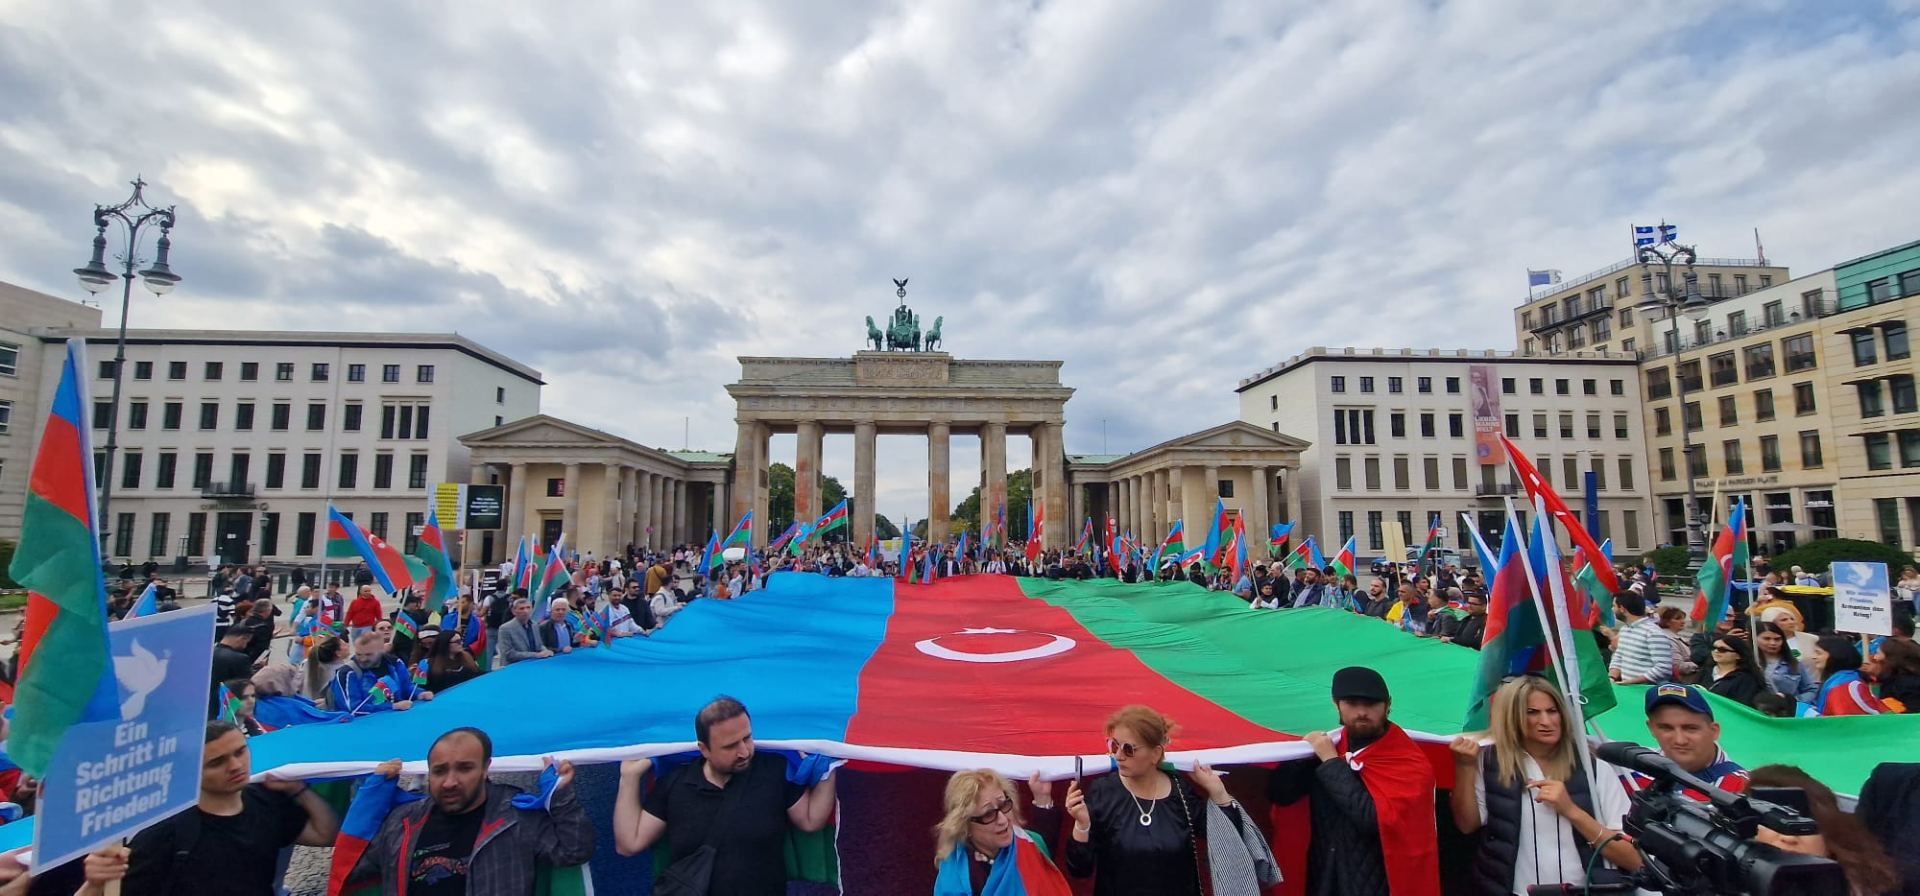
top-left (1108, 738), bottom-right (1148, 758)
top-left (1712, 645), bottom-right (1737, 654)
top-left (969, 796), bottom-right (1014, 825)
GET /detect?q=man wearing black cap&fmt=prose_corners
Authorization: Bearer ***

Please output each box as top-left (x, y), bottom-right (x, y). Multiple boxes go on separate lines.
top-left (1638, 683), bottom-right (1749, 796)
top-left (1268, 665), bottom-right (1440, 896)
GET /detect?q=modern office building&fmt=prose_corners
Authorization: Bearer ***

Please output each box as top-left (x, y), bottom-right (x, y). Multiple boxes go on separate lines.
top-left (1826, 240), bottom-right (1920, 549)
top-left (23, 327), bottom-right (542, 567)
top-left (1236, 348), bottom-right (1654, 561)
top-left (0, 282), bottom-right (102, 539)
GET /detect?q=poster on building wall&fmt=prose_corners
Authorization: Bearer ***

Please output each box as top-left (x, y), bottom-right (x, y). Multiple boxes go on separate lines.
top-left (1469, 364), bottom-right (1506, 466)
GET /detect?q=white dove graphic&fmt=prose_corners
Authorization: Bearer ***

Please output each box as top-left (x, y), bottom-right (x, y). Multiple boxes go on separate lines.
top-left (113, 639), bottom-right (169, 720)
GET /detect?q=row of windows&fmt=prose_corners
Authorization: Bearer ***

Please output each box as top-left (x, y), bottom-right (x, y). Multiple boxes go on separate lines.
top-left (1856, 375), bottom-right (1919, 419)
top-left (1854, 268), bottom-right (1920, 310)
top-left (1328, 374), bottom-right (1461, 395)
top-left (1332, 409), bottom-right (1633, 445)
top-left (1657, 432), bottom-right (1825, 480)
top-left (1498, 377), bottom-right (1628, 397)
top-left (1335, 507), bottom-right (1642, 554)
top-left (0, 341), bottom-right (18, 377)
top-left (1331, 454), bottom-right (1640, 493)
top-left (1644, 334), bottom-right (1818, 399)
top-left (105, 508), bottom-right (426, 560)
top-left (1849, 323), bottom-right (1913, 367)
top-left (104, 449), bottom-right (433, 491)
top-left (1651, 382), bottom-right (1820, 435)
top-left (1862, 430), bottom-right (1920, 472)
top-left (92, 398), bottom-right (435, 440)
top-left (1869, 497), bottom-right (1920, 548)
top-left (101, 360), bottom-right (438, 385)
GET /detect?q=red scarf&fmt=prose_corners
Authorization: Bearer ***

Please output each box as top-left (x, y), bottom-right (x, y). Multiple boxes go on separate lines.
top-left (1335, 723), bottom-right (1440, 896)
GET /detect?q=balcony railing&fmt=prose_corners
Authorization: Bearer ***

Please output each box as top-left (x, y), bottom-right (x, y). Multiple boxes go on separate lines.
top-left (1638, 296), bottom-right (1840, 360)
top-left (200, 481), bottom-right (257, 499)
top-left (1473, 482), bottom-right (1522, 498)
top-left (1520, 256), bottom-right (1773, 306)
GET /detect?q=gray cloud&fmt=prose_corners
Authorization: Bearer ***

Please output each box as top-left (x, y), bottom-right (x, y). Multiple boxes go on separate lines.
top-left (3, 0), bottom-right (1918, 526)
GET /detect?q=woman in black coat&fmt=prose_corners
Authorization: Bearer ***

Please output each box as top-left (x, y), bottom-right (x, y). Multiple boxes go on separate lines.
top-left (1694, 633), bottom-right (1767, 707)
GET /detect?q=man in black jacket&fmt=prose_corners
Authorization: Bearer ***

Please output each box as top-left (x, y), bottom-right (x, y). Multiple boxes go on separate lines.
top-left (1449, 592), bottom-right (1488, 649)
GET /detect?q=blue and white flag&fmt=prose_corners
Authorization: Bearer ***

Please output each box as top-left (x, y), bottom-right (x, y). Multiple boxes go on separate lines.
top-left (1527, 269), bottom-right (1561, 287)
top-left (1634, 223), bottom-right (1678, 247)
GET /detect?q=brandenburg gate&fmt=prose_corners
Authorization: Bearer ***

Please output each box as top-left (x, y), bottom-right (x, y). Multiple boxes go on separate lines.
top-left (725, 282), bottom-right (1074, 548)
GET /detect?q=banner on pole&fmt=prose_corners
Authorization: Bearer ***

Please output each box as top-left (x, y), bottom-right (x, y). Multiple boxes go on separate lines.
top-left (1833, 561), bottom-right (1892, 636)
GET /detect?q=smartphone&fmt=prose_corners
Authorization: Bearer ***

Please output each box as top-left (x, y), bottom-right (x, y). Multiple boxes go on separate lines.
top-left (1073, 755), bottom-right (1084, 784)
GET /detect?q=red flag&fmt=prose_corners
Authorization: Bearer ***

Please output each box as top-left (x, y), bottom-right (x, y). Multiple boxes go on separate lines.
top-left (1498, 435), bottom-right (1619, 594)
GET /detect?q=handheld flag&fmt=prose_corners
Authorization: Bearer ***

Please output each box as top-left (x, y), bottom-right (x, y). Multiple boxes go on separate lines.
top-left (512, 536), bottom-right (534, 594)
top-left (812, 499), bottom-right (849, 538)
top-left (897, 521), bottom-right (915, 581)
top-left (1530, 502), bottom-right (1617, 723)
top-left (326, 505), bottom-right (415, 594)
top-left (413, 508), bottom-right (458, 608)
top-left (1074, 518), bottom-right (1092, 555)
top-left (1025, 502), bottom-right (1045, 564)
top-left (393, 611), bottom-right (420, 642)
top-left (1412, 514), bottom-right (1442, 572)
top-left (7, 340), bottom-right (120, 777)
top-left (767, 521), bottom-right (803, 555)
top-left (1330, 536), bottom-right (1358, 579)
top-left (1461, 513), bottom-right (1498, 577)
top-left (1198, 499), bottom-right (1228, 566)
top-left (1151, 520), bottom-right (1186, 574)
top-left (1500, 435), bottom-right (1620, 594)
top-left (1268, 522), bottom-right (1294, 556)
top-left (1463, 517), bottom-right (1542, 730)
top-left (217, 683), bottom-right (243, 724)
top-left (697, 530), bottom-right (721, 577)
top-left (1692, 501), bottom-right (1748, 625)
top-left (1571, 539), bottom-right (1617, 629)
top-left (127, 582), bottom-right (160, 619)
top-left (787, 522), bottom-right (815, 557)
top-left (530, 535), bottom-right (570, 613)
top-left (1282, 536), bottom-right (1315, 572)
top-left (1308, 535), bottom-right (1328, 573)
top-left (722, 510), bottom-right (753, 548)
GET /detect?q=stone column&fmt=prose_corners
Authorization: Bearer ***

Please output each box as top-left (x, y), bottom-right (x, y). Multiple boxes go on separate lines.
top-left (1284, 464), bottom-right (1304, 538)
top-left (709, 481), bottom-right (726, 536)
top-left (561, 463), bottom-right (581, 542)
top-left (1068, 480), bottom-right (1082, 535)
top-left (1251, 466), bottom-right (1271, 554)
top-left (641, 472), bottom-right (658, 546)
top-left (619, 467), bottom-right (638, 547)
top-left (795, 421), bottom-right (823, 527)
top-left (636, 471), bottom-right (655, 548)
top-left (1122, 477), bottom-right (1136, 537)
top-left (750, 425), bottom-right (771, 547)
top-left (854, 422), bottom-right (878, 546)
top-left (731, 421), bottom-right (759, 542)
top-left (601, 464), bottom-right (623, 557)
top-left (504, 462), bottom-right (527, 553)
top-left (1042, 422), bottom-right (1067, 548)
top-left (1105, 482), bottom-right (1119, 532)
top-left (927, 421), bottom-right (951, 544)
top-left (983, 422), bottom-right (1008, 545)
top-left (1204, 465), bottom-right (1221, 505)
top-left (1134, 474), bottom-right (1146, 539)
top-left (672, 478), bottom-right (687, 545)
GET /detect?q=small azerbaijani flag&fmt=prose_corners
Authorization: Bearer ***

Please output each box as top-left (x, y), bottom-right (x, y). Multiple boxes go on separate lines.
top-left (722, 510), bottom-right (754, 548)
top-left (7, 340), bottom-right (119, 777)
top-left (767, 521), bottom-right (803, 555)
top-left (393, 611), bottom-right (420, 642)
top-left (513, 536), bottom-right (535, 594)
top-left (318, 606), bottom-right (344, 636)
top-left (127, 581), bottom-right (160, 618)
top-left (813, 498), bottom-right (849, 538)
top-left (325, 505), bottom-right (414, 594)
top-left (217, 683), bottom-right (243, 724)
top-left (1282, 536), bottom-right (1315, 571)
top-left (1330, 536), bottom-right (1358, 579)
top-left (1151, 520), bottom-right (1186, 573)
top-left (698, 530), bottom-right (721, 577)
top-left (1269, 521), bottom-right (1295, 555)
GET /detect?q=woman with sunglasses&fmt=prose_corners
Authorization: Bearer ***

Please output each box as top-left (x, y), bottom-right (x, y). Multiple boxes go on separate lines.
top-left (1062, 705), bottom-right (1238, 895)
top-left (932, 769), bottom-right (1071, 896)
top-left (1692, 634), bottom-right (1766, 707)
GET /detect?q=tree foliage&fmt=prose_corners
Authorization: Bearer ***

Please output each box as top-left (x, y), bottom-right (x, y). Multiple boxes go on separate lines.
top-left (950, 469), bottom-right (1034, 538)
top-left (1644, 546), bottom-right (1690, 579)
top-left (873, 515), bottom-right (900, 540)
top-left (766, 462), bottom-right (848, 539)
top-left (1770, 538), bottom-right (1913, 575)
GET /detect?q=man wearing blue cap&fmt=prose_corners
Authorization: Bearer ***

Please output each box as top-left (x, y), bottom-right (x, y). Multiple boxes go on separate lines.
top-left (1637, 683), bottom-right (1749, 796)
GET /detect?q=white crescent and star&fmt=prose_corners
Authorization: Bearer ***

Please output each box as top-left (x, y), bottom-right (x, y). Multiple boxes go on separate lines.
top-left (913, 627), bottom-right (1077, 664)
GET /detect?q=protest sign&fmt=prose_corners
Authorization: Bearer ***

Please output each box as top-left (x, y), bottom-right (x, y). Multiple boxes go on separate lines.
top-left (1832, 560), bottom-right (1892, 637)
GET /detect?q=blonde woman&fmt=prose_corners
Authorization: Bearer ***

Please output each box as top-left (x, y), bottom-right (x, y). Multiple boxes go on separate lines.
top-left (1449, 677), bottom-right (1642, 894)
top-left (932, 769), bottom-right (1070, 896)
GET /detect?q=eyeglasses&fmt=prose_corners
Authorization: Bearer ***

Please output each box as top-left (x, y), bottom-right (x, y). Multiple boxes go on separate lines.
top-left (969, 796), bottom-right (1014, 825)
top-left (1108, 738), bottom-right (1146, 758)
top-left (1712, 645), bottom-right (1737, 654)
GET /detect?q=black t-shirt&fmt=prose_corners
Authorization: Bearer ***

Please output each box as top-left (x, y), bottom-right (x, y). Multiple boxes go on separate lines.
top-left (124, 786), bottom-right (307, 895)
top-left (408, 803), bottom-right (484, 896)
top-left (641, 755), bottom-right (805, 896)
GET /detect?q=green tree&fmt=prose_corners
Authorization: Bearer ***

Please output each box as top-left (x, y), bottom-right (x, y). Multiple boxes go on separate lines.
top-left (950, 469), bottom-right (1034, 540)
top-left (766, 463), bottom-right (848, 540)
top-left (1771, 538), bottom-right (1913, 575)
top-left (874, 515), bottom-right (900, 539)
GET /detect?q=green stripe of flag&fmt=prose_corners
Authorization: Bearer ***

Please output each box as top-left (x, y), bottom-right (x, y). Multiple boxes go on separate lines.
top-left (7, 493), bottom-right (113, 776)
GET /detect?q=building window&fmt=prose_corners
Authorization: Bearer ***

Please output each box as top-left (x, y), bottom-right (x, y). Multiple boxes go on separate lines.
top-left (91, 400), bottom-right (112, 430)
top-left (1754, 389), bottom-right (1775, 421)
top-left (1502, 377), bottom-right (1516, 395)
top-left (1452, 456), bottom-right (1468, 490)
top-left (374, 454), bottom-right (395, 489)
top-left (1389, 412), bottom-right (1406, 439)
top-left (234, 402), bottom-right (254, 431)
top-left (1218, 479), bottom-right (1235, 498)
top-left (344, 403), bottom-right (363, 432)
top-left (1529, 377), bottom-right (1544, 395)
top-left (1617, 457), bottom-right (1635, 490)
top-left (183, 512), bottom-right (206, 557)
top-left (1587, 412), bottom-right (1602, 439)
top-left (338, 453), bottom-right (359, 489)
top-left (265, 453), bottom-right (285, 489)
top-left (160, 401), bottom-right (181, 430)
top-left (149, 512), bottom-right (170, 558)
top-left (198, 401), bottom-right (219, 430)
top-left (382, 364), bottom-right (401, 383)
top-left (1904, 270), bottom-right (1920, 297)
top-left (416, 365), bottom-right (435, 383)
top-left (1335, 457), bottom-right (1353, 490)
top-left (1448, 413), bottom-right (1464, 438)
top-left (0, 342), bottom-right (18, 377)
top-left (1503, 413), bottom-right (1519, 438)
top-left (1659, 448), bottom-right (1676, 481)
top-left (1562, 456), bottom-right (1579, 488)
top-left (1793, 382), bottom-right (1817, 416)
top-left (271, 402), bottom-right (291, 431)
top-left (1338, 511), bottom-right (1355, 545)
top-left (1867, 278), bottom-right (1894, 305)
top-left (1392, 456), bottom-right (1410, 490)
top-left (132, 360), bottom-right (151, 380)
top-left (275, 362), bottom-right (294, 381)
top-left (1887, 323), bottom-right (1912, 361)
top-left (1366, 511), bottom-right (1384, 551)
top-left (1359, 376), bottom-right (1375, 394)
top-left (1760, 435), bottom-right (1781, 472)
top-left (546, 477), bottom-right (564, 498)
top-left (306, 402), bottom-right (326, 431)
top-left (1902, 430), bottom-right (1920, 468)
top-left (1683, 401), bottom-right (1703, 432)
top-left (301, 453), bottom-right (322, 489)
top-left (167, 361), bottom-right (186, 380)
top-left (1723, 440), bottom-right (1744, 475)
top-left (369, 512), bottom-right (389, 540)
top-left (1687, 446), bottom-right (1708, 478)
top-left (1708, 352), bottom-right (1738, 387)
top-left (204, 361), bottom-right (223, 380)
top-left (295, 512), bottom-right (317, 556)
top-left (1876, 499), bottom-right (1901, 547)
top-left (1333, 409), bottom-right (1375, 445)
top-left (228, 453), bottom-right (250, 489)
top-left (259, 512), bottom-right (280, 557)
top-left (1559, 413), bottom-right (1575, 439)
top-left (1269, 395), bottom-right (1277, 411)
top-left (311, 362), bottom-right (330, 382)
top-left (1865, 433), bottom-right (1893, 470)
top-left (1654, 407), bottom-right (1672, 436)
top-left (1645, 368), bottom-right (1672, 400)
top-left (1799, 431), bottom-right (1823, 468)
top-left (1853, 331), bottom-right (1880, 367)
top-left (1892, 374), bottom-right (1918, 415)
top-left (404, 512), bottom-right (424, 553)
top-left (1677, 360), bottom-right (1703, 393)
top-left (1419, 413), bottom-right (1435, 438)
top-left (1728, 310), bottom-right (1749, 336)
top-left (109, 513), bottom-right (134, 558)
top-left (1533, 413), bottom-right (1548, 439)
top-left (238, 361), bottom-right (257, 381)
top-left (121, 399), bottom-right (146, 431)
top-left (1446, 377), bottom-right (1460, 394)
top-left (190, 453), bottom-right (214, 489)
top-left (1417, 377), bottom-right (1432, 394)
top-left (1859, 381), bottom-right (1886, 418)
top-left (348, 363), bottom-right (366, 383)
top-left (120, 452), bottom-right (142, 489)
top-left (1422, 456), bottom-right (1440, 490)
top-left (154, 452), bottom-right (176, 489)
top-left (1743, 343), bottom-right (1775, 380)
top-left (1718, 395), bottom-right (1738, 426)
top-left (1556, 378), bottom-right (1570, 396)
top-left (1387, 376), bottom-right (1403, 394)
top-left (1364, 457), bottom-right (1382, 490)
top-left (1782, 334), bottom-right (1816, 371)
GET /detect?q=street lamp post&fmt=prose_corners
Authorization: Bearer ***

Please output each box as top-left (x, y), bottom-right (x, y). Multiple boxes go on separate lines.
top-left (73, 177), bottom-right (182, 564)
top-left (1636, 241), bottom-right (1711, 560)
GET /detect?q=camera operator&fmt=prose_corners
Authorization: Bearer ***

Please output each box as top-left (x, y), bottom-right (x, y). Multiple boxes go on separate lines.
top-left (1634, 684), bottom-right (1749, 796)
top-left (1748, 765), bottom-right (1902, 895)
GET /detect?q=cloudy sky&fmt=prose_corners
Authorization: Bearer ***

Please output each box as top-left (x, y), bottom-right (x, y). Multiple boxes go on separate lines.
top-left (4, 0), bottom-right (1918, 526)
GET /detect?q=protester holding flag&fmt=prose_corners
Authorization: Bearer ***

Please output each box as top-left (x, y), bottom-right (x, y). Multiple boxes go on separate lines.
top-left (1062, 705), bottom-right (1250, 896)
top-left (1268, 666), bottom-right (1440, 896)
top-left (81, 721), bottom-right (340, 896)
top-left (932, 768), bottom-right (1070, 896)
top-left (342, 727), bottom-right (592, 896)
top-left (1449, 676), bottom-right (1641, 894)
top-left (329, 633), bottom-right (433, 716)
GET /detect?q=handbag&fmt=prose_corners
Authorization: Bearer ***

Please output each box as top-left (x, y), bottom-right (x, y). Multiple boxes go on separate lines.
top-left (654, 765), bottom-right (747, 896)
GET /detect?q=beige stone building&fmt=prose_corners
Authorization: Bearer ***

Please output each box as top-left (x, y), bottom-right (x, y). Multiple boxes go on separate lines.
top-left (1515, 257), bottom-right (1790, 356)
top-left (1824, 240), bottom-right (1920, 549)
top-left (0, 282), bottom-right (101, 540)
top-left (1065, 422), bottom-right (1309, 550)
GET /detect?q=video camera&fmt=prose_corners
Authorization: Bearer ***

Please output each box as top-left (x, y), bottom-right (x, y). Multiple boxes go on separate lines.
top-left (1591, 742), bottom-right (1845, 896)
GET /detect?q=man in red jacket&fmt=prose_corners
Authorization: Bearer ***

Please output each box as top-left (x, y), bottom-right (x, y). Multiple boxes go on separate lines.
top-left (345, 585), bottom-right (384, 640)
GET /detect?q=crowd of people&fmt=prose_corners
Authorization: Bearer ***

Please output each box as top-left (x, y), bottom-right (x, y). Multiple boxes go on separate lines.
top-left (0, 540), bottom-right (1912, 895)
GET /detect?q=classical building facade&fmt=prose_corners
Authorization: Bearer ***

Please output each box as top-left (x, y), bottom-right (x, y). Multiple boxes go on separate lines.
top-left (0, 282), bottom-right (101, 540)
top-left (460, 415), bottom-right (732, 563)
top-left (1066, 422), bottom-right (1309, 549)
top-left (1237, 348), bottom-right (1655, 560)
top-left (724, 350), bottom-right (1073, 548)
top-left (25, 327), bottom-right (540, 566)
